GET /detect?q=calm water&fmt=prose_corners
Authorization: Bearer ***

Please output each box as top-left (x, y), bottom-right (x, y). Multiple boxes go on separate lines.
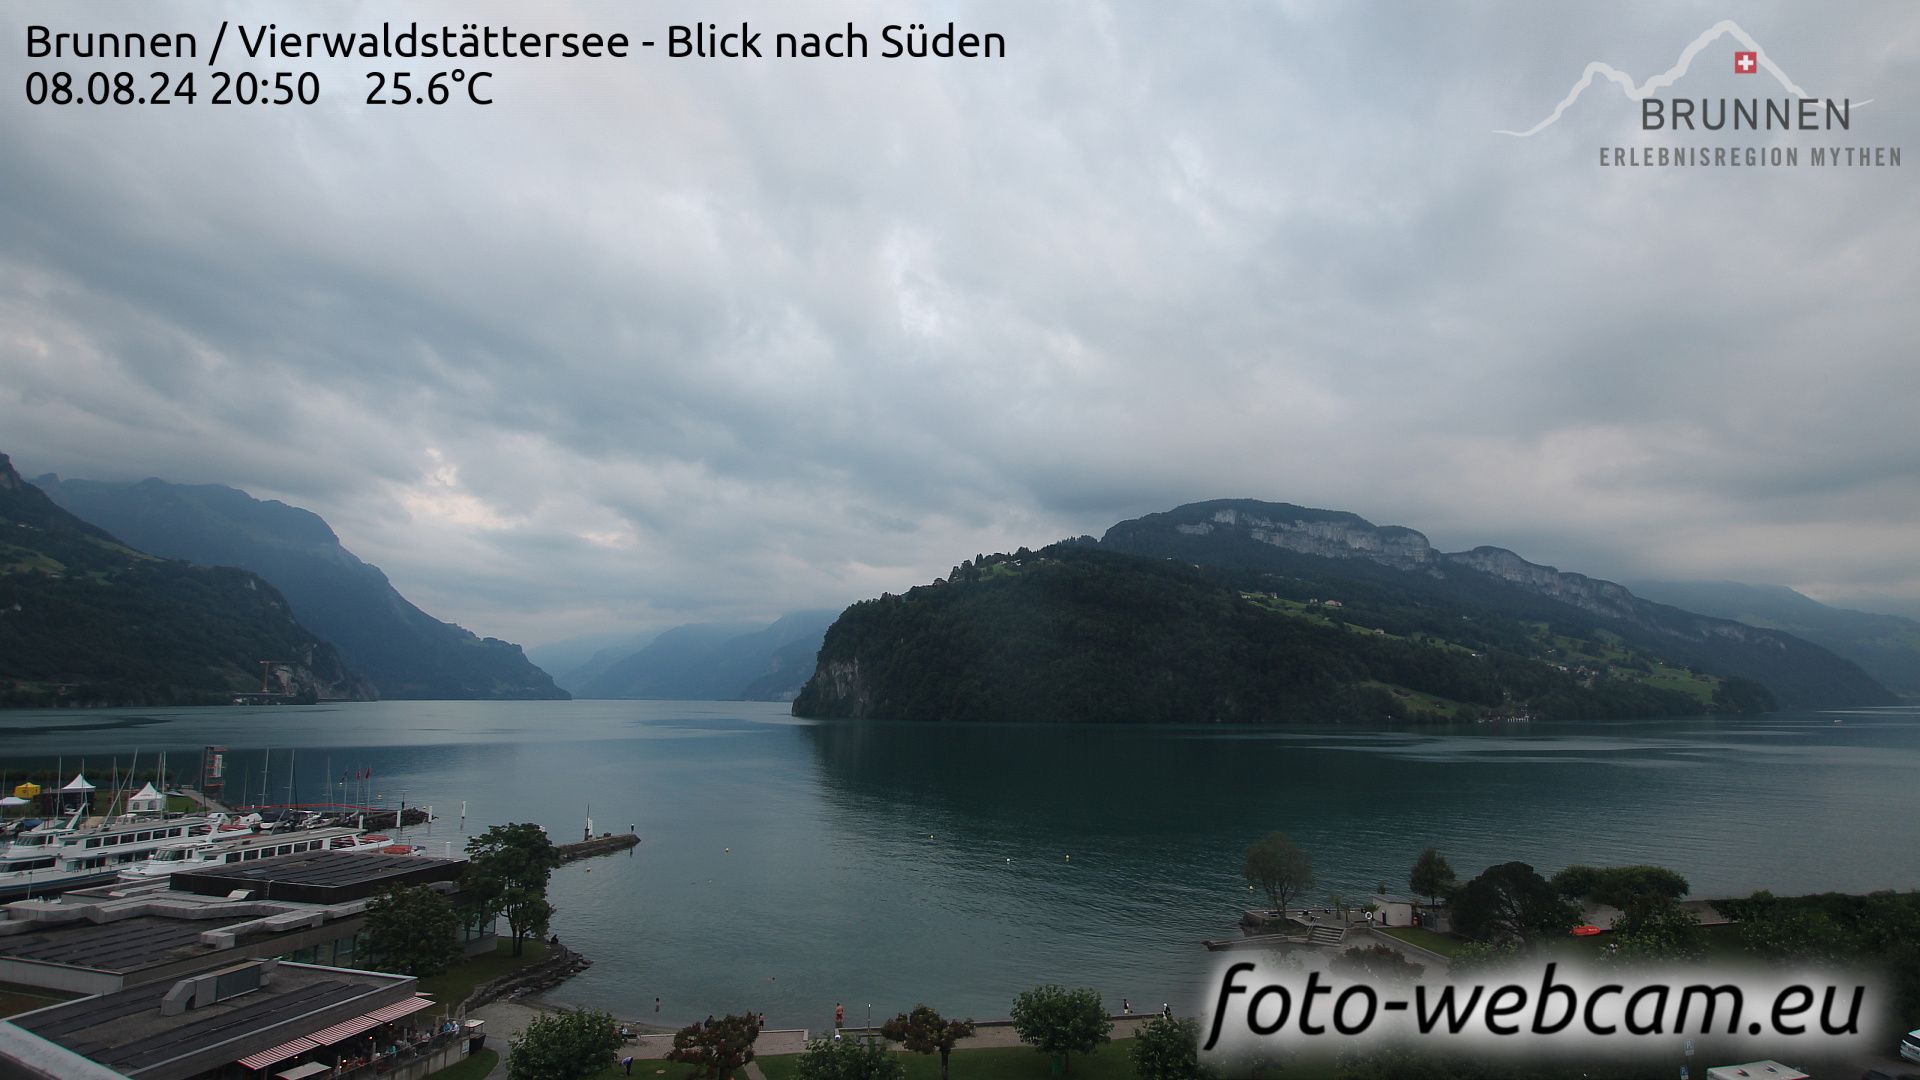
top-left (1, 702), bottom-right (1916, 1029)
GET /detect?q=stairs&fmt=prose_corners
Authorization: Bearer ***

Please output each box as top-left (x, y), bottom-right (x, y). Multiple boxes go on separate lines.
top-left (1307, 924), bottom-right (1347, 947)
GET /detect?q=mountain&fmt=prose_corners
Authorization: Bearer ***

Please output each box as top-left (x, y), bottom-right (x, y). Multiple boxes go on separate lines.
top-left (574, 611), bottom-right (835, 701)
top-left (792, 500), bottom-right (1893, 724)
top-left (1627, 580), bottom-right (1920, 699)
top-left (38, 475), bottom-right (566, 701)
top-left (0, 453), bottom-right (372, 707)
top-left (527, 631), bottom-right (657, 694)
top-left (1098, 500), bottom-right (1891, 710)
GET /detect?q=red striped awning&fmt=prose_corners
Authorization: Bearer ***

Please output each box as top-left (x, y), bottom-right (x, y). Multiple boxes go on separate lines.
top-left (237, 1036), bottom-right (318, 1071)
top-left (367, 995), bottom-right (436, 1023)
top-left (302, 1013), bottom-right (382, 1047)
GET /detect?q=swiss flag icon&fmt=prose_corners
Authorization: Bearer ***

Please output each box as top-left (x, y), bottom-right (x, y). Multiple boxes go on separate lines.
top-left (1734, 50), bottom-right (1758, 74)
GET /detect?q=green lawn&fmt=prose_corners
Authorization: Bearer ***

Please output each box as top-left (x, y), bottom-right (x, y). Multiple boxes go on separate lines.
top-left (416, 938), bottom-right (549, 1010)
top-left (429, 1048), bottom-right (498, 1079)
top-left (1375, 926), bottom-right (1462, 957)
top-left (756, 1043), bottom-right (1144, 1080)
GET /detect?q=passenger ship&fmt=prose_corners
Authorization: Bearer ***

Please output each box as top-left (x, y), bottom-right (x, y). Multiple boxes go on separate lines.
top-left (120, 826), bottom-right (411, 880)
top-left (0, 809), bottom-right (222, 899)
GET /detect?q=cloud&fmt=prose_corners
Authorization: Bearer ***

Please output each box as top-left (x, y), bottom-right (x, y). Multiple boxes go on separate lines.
top-left (2, 0), bottom-right (1917, 643)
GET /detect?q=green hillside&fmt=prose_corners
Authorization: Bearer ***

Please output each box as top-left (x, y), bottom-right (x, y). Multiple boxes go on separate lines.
top-left (39, 475), bottom-right (565, 701)
top-left (0, 453), bottom-right (372, 707)
top-left (792, 543), bottom-right (1770, 724)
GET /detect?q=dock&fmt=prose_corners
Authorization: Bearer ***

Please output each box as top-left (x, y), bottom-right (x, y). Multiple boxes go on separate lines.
top-left (557, 832), bottom-right (640, 862)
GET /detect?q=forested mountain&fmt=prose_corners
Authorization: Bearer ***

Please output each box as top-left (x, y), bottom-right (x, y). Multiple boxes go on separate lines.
top-left (39, 475), bottom-right (566, 701)
top-left (793, 500), bottom-right (1894, 724)
top-left (0, 454), bottom-right (372, 707)
top-left (1628, 579), bottom-right (1920, 699)
top-left (573, 611), bottom-right (835, 701)
top-left (1100, 500), bottom-right (1891, 710)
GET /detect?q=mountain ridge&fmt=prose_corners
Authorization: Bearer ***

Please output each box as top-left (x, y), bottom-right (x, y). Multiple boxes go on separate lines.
top-left (38, 473), bottom-right (567, 701)
top-left (0, 453), bottom-right (373, 707)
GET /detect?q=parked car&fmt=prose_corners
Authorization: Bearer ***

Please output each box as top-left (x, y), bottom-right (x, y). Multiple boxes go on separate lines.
top-left (1903, 1027), bottom-right (1920, 1063)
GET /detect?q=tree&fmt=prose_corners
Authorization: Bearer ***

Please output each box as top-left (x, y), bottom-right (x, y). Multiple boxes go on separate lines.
top-left (507, 1008), bottom-right (622, 1080)
top-left (1549, 864), bottom-right (1689, 909)
top-left (362, 884), bottom-right (462, 977)
top-left (880, 1004), bottom-right (974, 1080)
top-left (668, 1013), bottom-right (762, 1080)
top-left (1009, 984), bottom-right (1112, 1074)
top-left (1129, 1014), bottom-right (1216, 1080)
top-left (1449, 862), bottom-right (1579, 944)
top-left (795, 1035), bottom-right (906, 1080)
top-left (1408, 849), bottom-right (1456, 909)
top-left (1242, 832), bottom-right (1312, 914)
top-left (1330, 944), bottom-right (1425, 984)
top-left (464, 822), bottom-right (563, 957)
top-left (1605, 896), bottom-right (1704, 964)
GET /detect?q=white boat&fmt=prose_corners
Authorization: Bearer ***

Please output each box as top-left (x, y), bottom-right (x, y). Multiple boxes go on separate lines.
top-left (119, 826), bottom-right (410, 880)
top-left (0, 810), bottom-right (223, 899)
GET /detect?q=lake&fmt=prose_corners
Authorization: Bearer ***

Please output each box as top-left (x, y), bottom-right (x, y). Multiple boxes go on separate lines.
top-left (1, 701), bottom-right (1916, 1030)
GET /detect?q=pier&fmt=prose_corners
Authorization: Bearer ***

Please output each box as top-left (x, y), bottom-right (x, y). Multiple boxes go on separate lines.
top-left (557, 832), bottom-right (640, 862)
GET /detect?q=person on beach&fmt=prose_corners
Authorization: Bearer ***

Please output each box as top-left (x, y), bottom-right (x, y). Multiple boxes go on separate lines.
top-left (835, 1002), bottom-right (845, 1029)
top-left (1122, 998), bottom-right (1131, 1015)
top-left (1162, 1003), bottom-right (1171, 1019)
top-left (655, 996), bottom-right (661, 1013)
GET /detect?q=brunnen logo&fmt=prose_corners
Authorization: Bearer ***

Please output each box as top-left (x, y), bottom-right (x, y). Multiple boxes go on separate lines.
top-left (1496, 19), bottom-right (1901, 169)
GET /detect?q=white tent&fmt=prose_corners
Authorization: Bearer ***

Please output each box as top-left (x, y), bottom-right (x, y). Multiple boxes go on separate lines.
top-left (61, 774), bottom-right (96, 793)
top-left (128, 783), bottom-right (164, 814)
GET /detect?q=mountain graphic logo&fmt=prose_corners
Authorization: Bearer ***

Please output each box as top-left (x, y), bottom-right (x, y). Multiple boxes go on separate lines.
top-left (1495, 20), bottom-right (1866, 137)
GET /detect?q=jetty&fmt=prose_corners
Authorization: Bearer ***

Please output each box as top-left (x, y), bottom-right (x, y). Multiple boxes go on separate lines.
top-left (557, 832), bottom-right (640, 862)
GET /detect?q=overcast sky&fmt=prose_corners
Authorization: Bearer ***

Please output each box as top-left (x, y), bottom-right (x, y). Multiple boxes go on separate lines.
top-left (3, 1), bottom-right (1917, 647)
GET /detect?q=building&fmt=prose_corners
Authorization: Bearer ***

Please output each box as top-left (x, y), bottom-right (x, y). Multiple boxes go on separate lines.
top-left (0, 849), bottom-right (489, 1079)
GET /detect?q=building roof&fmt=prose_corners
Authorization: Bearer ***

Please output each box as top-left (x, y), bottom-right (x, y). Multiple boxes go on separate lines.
top-left (168, 850), bottom-right (463, 904)
top-left (0, 916), bottom-right (215, 974)
top-left (8, 962), bottom-right (416, 1079)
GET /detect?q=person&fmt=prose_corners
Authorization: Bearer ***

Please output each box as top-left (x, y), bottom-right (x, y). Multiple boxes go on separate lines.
top-left (1162, 1003), bottom-right (1171, 1019)
top-left (621, 1055), bottom-right (634, 1075)
top-left (1122, 998), bottom-right (1131, 1015)
top-left (1366, 909), bottom-right (1375, 925)
top-left (835, 1002), bottom-right (845, 1029)
top-left (655, 996), bottom-right (661, 1013)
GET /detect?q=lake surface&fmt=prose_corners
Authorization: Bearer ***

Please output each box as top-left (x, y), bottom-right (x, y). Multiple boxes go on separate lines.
top-left (1, 702), bottom-right (1916, 1030)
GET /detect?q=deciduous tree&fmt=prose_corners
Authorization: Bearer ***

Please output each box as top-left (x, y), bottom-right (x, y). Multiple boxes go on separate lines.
top-left (1129, 1014), bottom-right (1216, 1080)
top-left (1408, 848), bottom-right (1456, 910)
top-left (463, 822), bottom-right (562, 957)
top-left (1450, 862), bottom-right (1579, 945)
top-left (1009, 984), bottom-right (1112, 1074)
top-left (795, 1035), bottom-right (905, 1080)
top-left (668, 1012), bottom-right (762, 1080)
top-left (879, 1004), bottom-right (973, 1080)
top-left (506, 1008), bottom-right (622, 1080)
top-left (1242, 832), bottom-right (1312, 914)
top-left (362, 884), bottom-right (462, 977)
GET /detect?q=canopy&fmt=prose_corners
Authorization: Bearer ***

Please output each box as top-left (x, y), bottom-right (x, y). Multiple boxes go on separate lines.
top-left (12, 782), bottom-right (40, 800)
top-left (128, 783), bottom-right (164, 812)
top-left (0, 797), bottom-right (26, 807)
top-left (61, 774), bottom-right (96, 792)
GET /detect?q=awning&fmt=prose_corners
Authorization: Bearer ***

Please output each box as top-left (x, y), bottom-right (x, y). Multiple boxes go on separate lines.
top-left (274, 1063), bottom-right (331, 1080)
top-left (366, 995), bottom-right (437, 1024)
top-left (237, 1036), bottom-right (318, 1071)
top-left (248, 995), bottom-right (440, 1067)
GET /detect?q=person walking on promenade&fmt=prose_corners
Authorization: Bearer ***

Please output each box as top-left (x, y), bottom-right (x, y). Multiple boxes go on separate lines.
top-left (835, 1002), bottom-right (845, 1029)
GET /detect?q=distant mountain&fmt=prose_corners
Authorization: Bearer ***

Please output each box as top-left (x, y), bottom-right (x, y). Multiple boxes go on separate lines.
top-left (0, 453), bottom-right (372, 707)
top-left (1099, 500), bottom-right (1892, 710)
top-left (1628, 580), bottom-right (1920, 699)
top-left (574, 611), bottom-right (835, 701)
top-left (792, 499), bottom-right (1892, 724)
top-left (38, 475), bottom-right (566, 701)
top-left (526, 632), bottom-right (657, 694)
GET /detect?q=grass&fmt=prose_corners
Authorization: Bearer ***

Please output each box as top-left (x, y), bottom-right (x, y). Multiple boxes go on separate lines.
top-left (430, 1048), bottom-right (498, 1079)
top-left (755, 1042), bottom-right (1145, 1080)
top-left (416, 938), bottom-right (549, 1010)
top-left (1376, 925), bottom-right (1463, 957)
